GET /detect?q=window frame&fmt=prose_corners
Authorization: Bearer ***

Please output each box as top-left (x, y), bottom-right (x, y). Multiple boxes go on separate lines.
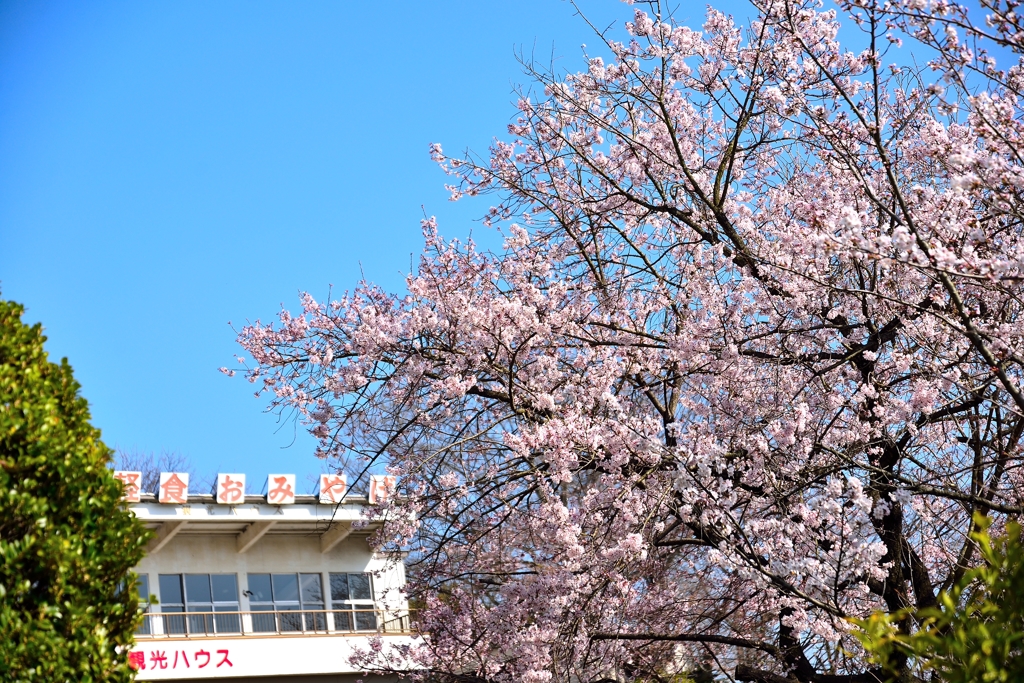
top-left (246, 572), bottom-right (327, 633)
top-left (329, 572), bottom-right (377, 631)
top-left (157, 573), bottom-right (240, 635)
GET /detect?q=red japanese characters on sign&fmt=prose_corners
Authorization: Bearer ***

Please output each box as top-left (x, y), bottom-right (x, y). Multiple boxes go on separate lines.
top-left (128, 650), bottom-right (146, 670)
top-left (129, 648), bottom-right (233, 672)
top-left (216, 473), bottom-right (245, 504)
top-left (114, 471), bottom-right (142, 503)
top-left (319, 473), bottom-right (347, 504)
top-left (158, 472), bottom-right (189, 504)
top-left (266, 474), bottom-right (295, 505)
top-left (368, 475), bottom-right (396, 505)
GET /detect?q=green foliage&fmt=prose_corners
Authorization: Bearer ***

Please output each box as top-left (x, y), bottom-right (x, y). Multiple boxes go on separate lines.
top-left (852, 514), bottom-right (1024, 682)
top-left (0, 300), bottom-right (151, 682)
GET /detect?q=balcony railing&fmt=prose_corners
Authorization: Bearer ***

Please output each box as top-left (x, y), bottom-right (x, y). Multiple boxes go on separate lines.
top-left (135, 608), bottom-right (415, 638)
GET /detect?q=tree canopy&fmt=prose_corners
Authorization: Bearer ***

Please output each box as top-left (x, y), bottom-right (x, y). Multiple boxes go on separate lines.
top-left (0, 299), bottom-right (149, 682)
top-left (237, 0), bottom-right (1024, 680)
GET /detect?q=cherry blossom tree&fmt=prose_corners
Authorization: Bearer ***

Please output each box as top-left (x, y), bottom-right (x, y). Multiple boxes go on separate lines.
top-left (234, 0), bottom-right (1024, 680)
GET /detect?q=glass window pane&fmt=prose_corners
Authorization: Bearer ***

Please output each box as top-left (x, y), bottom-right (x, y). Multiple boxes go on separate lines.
top-left (329, 573), bottom-right (349, 601)
top-left (135, 611), bottom-right (152, 636)
top-left (159, 575), bottom-right (183, 605)
top-left (185, 574), bottom-right (212, 603)
top-left (161, 605), bottom-right (186, 634)
top-left (300, 574), bottom-right (323, 604)
top-left (250, 605), bottom-right (276, 633)
top-left (278, 606), bottom-right (302, 632)
top-left (136, 575), bottom-right (149, 601)
top-left (247, 574), bottom-right (272, 603)
top-left (349, 573), bottom-right (372, 600)
top-left (304, 610), bottom-right (326, 631)
top-left (163, 616), bottom-right (187, 634)
top-left (355, 608), bottom-right (377, 631)
top-left (212, 575), bottom-right (238, 603)
top-left (188, 610), bottom-right (214, 635)
top-left (135, 574), bottom-right (152, 636)
top-left (213, 606), bottom-right (241, 633)
top-left (332, 608), bottom-right (353, 631)
top-left (272, 574), bottom-right (299, 602)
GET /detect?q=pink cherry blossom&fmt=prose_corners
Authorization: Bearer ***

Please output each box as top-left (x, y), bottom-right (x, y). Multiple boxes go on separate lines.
top-left (236, 1), bottom-right (1024, 681)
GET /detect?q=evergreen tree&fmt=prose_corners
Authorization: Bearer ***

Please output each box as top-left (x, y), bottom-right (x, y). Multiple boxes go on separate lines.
top-left (0, 299), bottom-right (150, 682)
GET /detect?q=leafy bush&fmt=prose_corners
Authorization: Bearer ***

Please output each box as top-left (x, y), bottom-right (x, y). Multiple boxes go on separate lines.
top-left (853, 514), bottom-right (1024, 682)
top-left (0, 299), bottom-right (151, 682)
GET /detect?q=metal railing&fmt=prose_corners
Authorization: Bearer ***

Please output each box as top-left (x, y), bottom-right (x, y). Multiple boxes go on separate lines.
top-left (135, 608), bottom-right (415, 639)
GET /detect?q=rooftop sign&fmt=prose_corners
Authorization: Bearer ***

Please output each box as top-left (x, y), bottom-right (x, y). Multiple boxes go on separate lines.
top-left (216, 473), bottom-right (245, 505)
top-left (368, 475), bottom-right (396, 504)
top-left (115, 471), bottom-right (398, 506)
top-left (266, 474), bottom-right (295, 505)
top-left (113, 471), bottom-right (142, 503)
top-left (159, 473), bottom-right (189, 504)
top-left (318, 473), bottom-right (346, 504)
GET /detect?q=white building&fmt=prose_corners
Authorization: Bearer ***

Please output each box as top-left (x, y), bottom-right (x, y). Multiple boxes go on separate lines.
top-left (116, 471), bottom-right (413, 683)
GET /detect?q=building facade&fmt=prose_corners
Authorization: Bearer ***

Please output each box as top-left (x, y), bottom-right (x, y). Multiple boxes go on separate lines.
top-left (115, 471), bottom-right (412, 683)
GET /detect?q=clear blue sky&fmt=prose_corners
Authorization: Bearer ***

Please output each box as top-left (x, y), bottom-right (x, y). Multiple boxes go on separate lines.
top-left (0, 0), bottom-right (746, 492)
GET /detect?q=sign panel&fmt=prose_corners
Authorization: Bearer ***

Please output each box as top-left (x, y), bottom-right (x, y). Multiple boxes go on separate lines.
top-left (114, 471), bottom-right (142, 502)
top-left (266, 474), bottom-right (295, 505)
top-left (318, 473), bottom-right (347, 504)
top-left (216, 473), bottom-right (246, 505)
top-left (129, 646), bottom-right (232, 673)
top-left (158, 473), bottom-right (189, 504)
top-left (131, 634), bottom-right (416, 679)
top-left (368, 475), bottom-right (396, 505)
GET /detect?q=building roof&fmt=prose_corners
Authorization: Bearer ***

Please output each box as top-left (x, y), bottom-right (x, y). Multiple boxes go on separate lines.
top-left (131, 496), bottom-right (378, 555)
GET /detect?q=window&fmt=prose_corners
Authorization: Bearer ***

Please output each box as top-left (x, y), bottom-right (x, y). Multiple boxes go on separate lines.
top-left (247, 573), bottom-right (325, 633)
top-left (135, 574), bottom-right (151, 635)
top-left (330, 572), bottom-right (377, 631)
top-left (158, 574), bottom-right (240, 635)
